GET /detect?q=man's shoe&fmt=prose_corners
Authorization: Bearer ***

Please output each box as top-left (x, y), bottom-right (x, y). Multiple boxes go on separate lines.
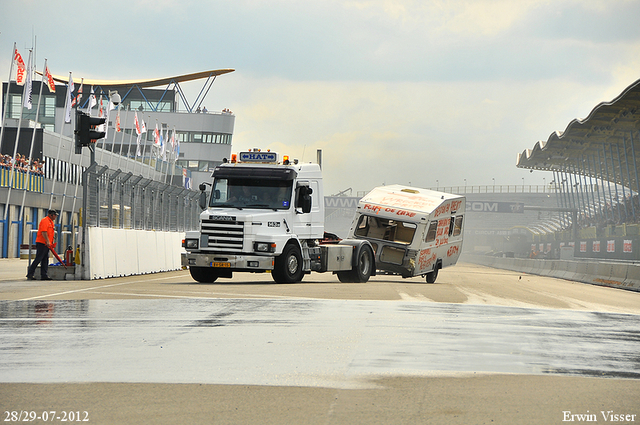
top-left (41, 277), bottom-right (53, 281)
top-left (26, 275), bottom-right (35, 280)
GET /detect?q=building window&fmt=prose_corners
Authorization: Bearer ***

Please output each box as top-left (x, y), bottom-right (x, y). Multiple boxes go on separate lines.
top-left (43, 96), bottom-right (56, 118)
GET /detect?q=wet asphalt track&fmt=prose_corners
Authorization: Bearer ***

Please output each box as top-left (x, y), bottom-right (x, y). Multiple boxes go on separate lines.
top-left (1, 298), bottom-right (639, 387)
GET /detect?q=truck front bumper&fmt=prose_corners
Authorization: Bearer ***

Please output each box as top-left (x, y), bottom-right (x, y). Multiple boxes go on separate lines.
top-left (181, 252), bottom-right (275, 270)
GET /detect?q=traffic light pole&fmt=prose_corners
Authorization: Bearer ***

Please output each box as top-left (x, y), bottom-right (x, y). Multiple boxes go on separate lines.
top-left (79, 144), bottom-right (95, 279)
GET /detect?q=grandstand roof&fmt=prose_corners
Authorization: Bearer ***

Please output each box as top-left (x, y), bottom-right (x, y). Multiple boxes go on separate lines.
top-left (42, 69), bottom-right (235, 89)
top-left (516, 78), bottom-right (640, 192)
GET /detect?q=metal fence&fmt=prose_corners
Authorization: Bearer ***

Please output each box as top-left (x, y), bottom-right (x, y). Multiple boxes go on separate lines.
top-left (84, 163), bottom-right (201, 231)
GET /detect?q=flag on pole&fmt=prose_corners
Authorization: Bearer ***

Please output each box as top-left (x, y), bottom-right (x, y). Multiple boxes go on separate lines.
top-left (64, 73), bottom-right (74, 123)
top-left (23, 52), bottom-right (32, 109)
top-left (87, 86), bottom-right (97, 112)
top-left (169, 128), bottom-right (176, 157)
top-left (134, 112), bottom-right (141, 135)
top-left (135, 114), bottom-right (147, 157)
top-left (98, 95), bottom-right (104, 117)
top-left (160, 127), bottom-right (166, 160)
top-left (43, 65), bottom-right (56, 93)
top-left (116, 109), bottom-right (121, 132)
top-left (13, 48), bottom-right (25, 85)
top-left (71, 78), bottom-right (83, 107)
top-left (153, 123), bottom-right (160, 147)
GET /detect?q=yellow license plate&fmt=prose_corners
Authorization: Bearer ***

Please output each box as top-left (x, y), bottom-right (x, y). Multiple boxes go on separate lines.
top-left (211, 262), bottom-right (231, 268)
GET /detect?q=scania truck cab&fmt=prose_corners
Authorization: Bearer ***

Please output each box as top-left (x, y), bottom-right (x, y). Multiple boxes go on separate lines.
top-left (347, 185), bottom-right (465, 283)
top-left (182, 150), bottom-right (375, 283)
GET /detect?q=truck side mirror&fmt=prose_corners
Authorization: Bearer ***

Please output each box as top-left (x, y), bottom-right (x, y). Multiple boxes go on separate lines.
top-left (296, 185), bottom-right (312, 214)
top-left (198, 182), bottom-right (211, 210)
top-left (198, 191), bottom-right (208, 210)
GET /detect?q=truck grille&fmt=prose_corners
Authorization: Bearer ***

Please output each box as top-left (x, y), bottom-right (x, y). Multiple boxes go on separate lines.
top-left (201, 218), bottom-right (244, 252)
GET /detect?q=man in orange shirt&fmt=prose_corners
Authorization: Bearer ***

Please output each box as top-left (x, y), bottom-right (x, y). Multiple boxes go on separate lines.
top-left (26, 209), bottom-right (58, 281)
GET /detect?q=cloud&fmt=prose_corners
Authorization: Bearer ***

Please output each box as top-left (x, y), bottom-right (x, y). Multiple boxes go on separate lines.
top-left (218, 74), bottom-right (613, 194)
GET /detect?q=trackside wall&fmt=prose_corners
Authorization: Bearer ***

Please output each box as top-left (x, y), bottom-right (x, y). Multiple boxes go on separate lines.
top-left (462, 254), bottom-right (640, 292)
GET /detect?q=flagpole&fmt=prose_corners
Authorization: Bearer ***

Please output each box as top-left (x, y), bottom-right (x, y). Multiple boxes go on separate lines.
top-left (163, 128), bottom-right (170, 184)
top-left (160, 127), bottom-right (167, 184)
top-left (125, 110), bottom-right (138, 174)
top-left (133, 112), bottom-right (145, 177)
top-left (133, 111), bottom-right (141, 174)
top-left (4, 49), bottom-right (33, 223)
top-left (164, 128), bottom-right (171, 184)
top-left (141, 117), bottom-right (152, 179)
top-left (168, 127), bottom-right (177, 186)
top-left (18, 58), bottom-right (48, 222)
top-left (97, 94), bottom-right (109, 153)
top-left (0, 43), bottom-right (17, 153)
top-left (97, 94), bottom-right (108, 165)
top-left (49, 72), bottom-right (72, 210)
top-left (116, 108), bottom-right (129, 171)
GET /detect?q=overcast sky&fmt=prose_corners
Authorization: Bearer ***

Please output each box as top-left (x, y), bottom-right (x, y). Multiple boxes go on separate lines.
top-left (2, 0), bottom-right (639, 195)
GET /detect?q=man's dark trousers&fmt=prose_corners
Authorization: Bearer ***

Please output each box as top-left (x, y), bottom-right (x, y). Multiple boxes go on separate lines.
top-left (27, 242), bottom-right (50, 279)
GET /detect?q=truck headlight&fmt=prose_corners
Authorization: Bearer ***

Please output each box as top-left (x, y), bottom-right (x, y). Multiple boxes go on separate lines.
top-left (254, 242), bottom-right (276, 253)
top-left (185, 239), bottom-right (199, 249)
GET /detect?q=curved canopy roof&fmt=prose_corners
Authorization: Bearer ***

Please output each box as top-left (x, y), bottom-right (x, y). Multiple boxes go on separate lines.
top-left (43, 69), bottom-right (235, 89)
top-left (516, 78), bottom-right (640, 191)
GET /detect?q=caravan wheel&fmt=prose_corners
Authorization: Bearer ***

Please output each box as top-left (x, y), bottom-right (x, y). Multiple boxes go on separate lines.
top-left (425, 267), bottom-right (439, 284)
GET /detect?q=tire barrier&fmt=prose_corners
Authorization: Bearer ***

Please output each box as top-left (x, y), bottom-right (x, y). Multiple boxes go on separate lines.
top-left (461, 254), bottom-right (640, 292)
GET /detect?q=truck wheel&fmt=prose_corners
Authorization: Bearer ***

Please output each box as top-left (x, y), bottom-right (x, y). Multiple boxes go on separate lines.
top-left (189, 266), bottom-right (219, 283)
top-left (272, 244), bottom-right (304, 283)
top-left (337, 245), bottom-right (374, 283)
top-left (425, 267), bottom-right (439, 284)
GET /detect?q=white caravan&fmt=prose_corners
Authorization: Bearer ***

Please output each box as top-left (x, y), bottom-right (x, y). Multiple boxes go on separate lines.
top-left (347, 185), bottom-right (465, 283)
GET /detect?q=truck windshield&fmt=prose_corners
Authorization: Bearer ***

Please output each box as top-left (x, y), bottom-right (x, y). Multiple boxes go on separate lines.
top-left (210, 178), bottom-right (293, 210)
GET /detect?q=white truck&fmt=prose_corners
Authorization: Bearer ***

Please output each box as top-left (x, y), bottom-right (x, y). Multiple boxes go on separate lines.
top-left (348, 185), bottom-right (465, 283)
top-left (181, 150), bottom-right (376, 283)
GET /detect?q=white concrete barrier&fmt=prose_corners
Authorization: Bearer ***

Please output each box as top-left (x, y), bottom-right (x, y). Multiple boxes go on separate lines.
top-left (86, 227), bottom-right (184, 279)
top-left (549, 260), bottom-right (568, 280)
top-left (573, 262), bottom-right (589, 283)
top-left (623, 265), bottom-right (640, 291)
top-left (462, 254), bottom-right (639, 292)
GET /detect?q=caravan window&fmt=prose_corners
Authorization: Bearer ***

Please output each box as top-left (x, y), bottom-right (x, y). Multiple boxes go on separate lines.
top-left (354, 215), bottom-right (416, 244)
top-left (425, 221), bottom-right (438, 242)
top-left (452, 215), bottom-right (464, 237)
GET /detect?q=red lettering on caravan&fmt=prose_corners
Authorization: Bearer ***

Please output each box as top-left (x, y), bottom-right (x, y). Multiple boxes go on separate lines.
top-left (364, 204), bottom-right (381, 213)
top-left (434, 203), bottom-right (450, 218)
top-left (396, 209), bottom-right (416, 218)
top-left (450, 200), bottom-right (462, 212)
top-left (447, 245), bottom-right (459, 257)
top-left (418, 249), bottom-right (436, 271)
